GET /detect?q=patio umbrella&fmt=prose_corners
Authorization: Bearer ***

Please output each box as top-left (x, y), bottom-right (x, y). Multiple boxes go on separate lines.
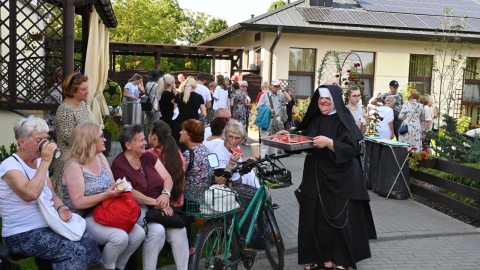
top-left (84, 8), bottom-right (109, 126)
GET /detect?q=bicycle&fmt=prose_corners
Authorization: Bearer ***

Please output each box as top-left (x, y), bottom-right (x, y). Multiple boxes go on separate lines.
top-left (186, 153), bottom-right (293, 270)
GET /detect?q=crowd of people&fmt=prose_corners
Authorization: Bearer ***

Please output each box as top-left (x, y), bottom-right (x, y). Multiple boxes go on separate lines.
top-left (2, 66), bottom-right (437, 270)
top-left (365, 80), bottom-right (437, 153)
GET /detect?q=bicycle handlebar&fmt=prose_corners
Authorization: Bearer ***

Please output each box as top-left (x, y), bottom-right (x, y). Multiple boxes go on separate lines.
top-left (219, 153), bottom-right (291, 177)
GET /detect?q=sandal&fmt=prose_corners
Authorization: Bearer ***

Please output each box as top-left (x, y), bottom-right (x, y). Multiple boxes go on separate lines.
top-left (305, 263), bottom-right (319, 270)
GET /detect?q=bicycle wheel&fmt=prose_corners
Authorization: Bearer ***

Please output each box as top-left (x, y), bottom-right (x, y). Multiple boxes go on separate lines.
top-left (191, 220), bottom-right (239, 270)
top-left (261, 203), bottom-right (285, 270)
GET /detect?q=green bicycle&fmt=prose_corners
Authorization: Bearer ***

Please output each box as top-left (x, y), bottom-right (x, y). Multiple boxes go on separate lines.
top-left (187, 153), bottom-right (293, 270)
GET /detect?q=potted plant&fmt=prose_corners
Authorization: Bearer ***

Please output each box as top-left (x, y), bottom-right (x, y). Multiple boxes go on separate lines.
top-left (408, 148), bottom-right (436, 170)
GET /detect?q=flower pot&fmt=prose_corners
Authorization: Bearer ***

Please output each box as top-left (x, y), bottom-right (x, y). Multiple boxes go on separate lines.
top-left (419, 159), bottom-right (437, 169)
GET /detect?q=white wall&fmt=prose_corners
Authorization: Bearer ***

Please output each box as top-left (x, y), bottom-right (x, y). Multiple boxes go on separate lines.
top-left (212, 31), bottom-right (480, 99)
top-left (0, 111), bottom-right (22, 148)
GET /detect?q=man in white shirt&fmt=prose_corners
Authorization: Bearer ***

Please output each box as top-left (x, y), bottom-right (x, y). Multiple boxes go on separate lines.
top-left (195, 73), bottom-right (212, 121)
top-left (257, 80), bottom-right (291, 154)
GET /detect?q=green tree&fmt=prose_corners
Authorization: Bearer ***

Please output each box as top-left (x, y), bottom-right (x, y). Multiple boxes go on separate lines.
top-left (268, 0), bottom-right (286, 12)
top-left (109, 0), bottom-right (185, 70)
top-left (426, 7), bottom-right (472, 124)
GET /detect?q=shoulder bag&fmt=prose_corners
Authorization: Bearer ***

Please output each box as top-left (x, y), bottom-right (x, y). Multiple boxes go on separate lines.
top-left (140, 83), bottom-right (156, 111)
top-left (11, 155), bottom-right (86, 241)
top-left (143, 155), bottom-right (186, 228)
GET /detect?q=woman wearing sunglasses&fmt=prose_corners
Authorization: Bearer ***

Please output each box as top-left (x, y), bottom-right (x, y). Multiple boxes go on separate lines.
top-left (52, 72), bottom-right (93, 196)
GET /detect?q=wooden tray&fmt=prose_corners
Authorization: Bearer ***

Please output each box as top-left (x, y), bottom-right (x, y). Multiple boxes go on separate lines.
top-left (262, 134), bottom-right (314, 151)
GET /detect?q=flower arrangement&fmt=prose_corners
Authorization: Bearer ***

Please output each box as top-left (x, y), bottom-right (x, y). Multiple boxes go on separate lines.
top-left (408, 148), bottom-right (434, 171)
top-left (366, 105), bottom-right (383, 137)
top-left (339, 63), bottom-right (365, 91)
top-left (103, 106), bottom-right (123, 141)
top-left (292, 97), bottom-right (310, 127)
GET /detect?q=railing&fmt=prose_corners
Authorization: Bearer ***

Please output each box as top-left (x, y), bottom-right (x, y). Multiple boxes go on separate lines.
top-left (410, 158), bottom-right (480, 226)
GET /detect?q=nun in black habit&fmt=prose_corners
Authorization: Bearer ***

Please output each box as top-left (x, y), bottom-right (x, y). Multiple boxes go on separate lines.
top-left (288, 85), bottom-right (376, 270)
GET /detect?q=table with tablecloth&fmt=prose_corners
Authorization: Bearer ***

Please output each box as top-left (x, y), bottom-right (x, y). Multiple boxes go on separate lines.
top-left (363, 137), bottom-right (411, 200)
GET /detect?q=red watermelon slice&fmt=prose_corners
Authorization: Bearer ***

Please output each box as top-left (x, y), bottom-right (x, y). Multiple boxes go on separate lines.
top-left (228, 147), bottom-right (243, 155)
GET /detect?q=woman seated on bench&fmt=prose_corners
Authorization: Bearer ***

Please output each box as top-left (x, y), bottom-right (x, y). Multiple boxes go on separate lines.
top-left (0, 116), bottom-right (102, 269)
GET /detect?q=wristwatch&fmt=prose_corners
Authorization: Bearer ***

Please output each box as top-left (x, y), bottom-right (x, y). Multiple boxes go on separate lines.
top-left (161, 189), bottom-right (171, 198)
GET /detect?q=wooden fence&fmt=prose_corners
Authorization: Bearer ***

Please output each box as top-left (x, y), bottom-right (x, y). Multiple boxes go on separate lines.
top-left (410, 158), bottom-right (480, 226)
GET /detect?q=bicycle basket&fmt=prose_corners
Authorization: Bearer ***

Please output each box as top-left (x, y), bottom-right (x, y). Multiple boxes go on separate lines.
top-left (186, 185), bottom-right (244, 219)
top-left (263, 169), bottom-right (293, 189)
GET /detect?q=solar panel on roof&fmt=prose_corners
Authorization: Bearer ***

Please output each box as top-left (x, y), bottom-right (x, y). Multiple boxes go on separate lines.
top-left (356, 0), bottom-right (480, 19)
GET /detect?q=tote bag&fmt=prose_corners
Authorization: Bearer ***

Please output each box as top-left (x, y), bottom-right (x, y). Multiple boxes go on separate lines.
top-left (37, 196), bottom-right (86, 241)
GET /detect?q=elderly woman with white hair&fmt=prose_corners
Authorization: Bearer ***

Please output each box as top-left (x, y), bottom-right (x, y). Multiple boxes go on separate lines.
top-left (0, 116), bottom-right (102, 269)
top-left (211, 119), bottom-right (259, 194)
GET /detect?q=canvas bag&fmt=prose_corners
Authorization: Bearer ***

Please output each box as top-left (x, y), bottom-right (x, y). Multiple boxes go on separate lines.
top-left (11, 155), bottom-right (86, 242)
top-left (93, 192), bottom-right (140, 233)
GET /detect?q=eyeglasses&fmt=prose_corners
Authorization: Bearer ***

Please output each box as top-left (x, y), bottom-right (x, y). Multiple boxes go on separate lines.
top-left (273, 85), bottom-right (281, 88)
top-left (241, 85), bottom-right (247, 88)
top-left (350, 94), bottom-right (361, 98)
top-left (68, 72), bottom-right (83, 90)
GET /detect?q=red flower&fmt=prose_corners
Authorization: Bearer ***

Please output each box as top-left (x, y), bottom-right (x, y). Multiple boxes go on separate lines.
top-left (421, 152), bottom-right (428, 159)
top-left (344, 82), bottom-right (349, 85)
top-left (347, 70), bottom-right (351, 73)
top-left (408, 147), bottom-right (418, 153)
top-left (361, 82), bottom-right (365, 85)
top-left (335, 74), bottom-right (340, 77)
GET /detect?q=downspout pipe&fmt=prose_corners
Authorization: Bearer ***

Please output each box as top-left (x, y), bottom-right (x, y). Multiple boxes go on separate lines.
top-left (269, 26), bottom-right (283, 83)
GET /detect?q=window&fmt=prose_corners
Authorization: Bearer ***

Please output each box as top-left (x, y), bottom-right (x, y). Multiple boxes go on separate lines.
top-left (351, 51), bottom-right (375, 99)
top-left (408, 54), bottom-right (433, 95)
top-left (463, 57), bottom-right (480, 102)
top-left (253, 47), bottom-right (261, 70)
top-left (288, 48), bottom-right (316, 97)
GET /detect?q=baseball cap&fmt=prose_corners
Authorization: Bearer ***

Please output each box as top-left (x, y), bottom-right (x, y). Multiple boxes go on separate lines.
top-left (389, 80), bottom-right (399, 88)
top-left (271, 80), bottom-right (281, 86)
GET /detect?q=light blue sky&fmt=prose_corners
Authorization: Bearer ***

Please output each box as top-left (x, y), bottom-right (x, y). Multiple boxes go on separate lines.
top-left (177, 0), bottom-right (273, 26)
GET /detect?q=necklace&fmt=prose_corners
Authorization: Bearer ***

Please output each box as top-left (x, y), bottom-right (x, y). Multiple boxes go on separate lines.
top-left (347, 104), bottom-right (358, 110)
top-left (125, 153), bottom-right (143, 175)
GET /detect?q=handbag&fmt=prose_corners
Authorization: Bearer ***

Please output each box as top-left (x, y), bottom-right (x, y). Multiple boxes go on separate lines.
top-left (11, 155), bottom-right (86, 241)
top-left (398, 124), bottom-right (408, 135)
top-left (144, 205), bottom-right (186, 228)
top-left (37, 197), bottom-right (86, 241)
top-left (142, 156), bottom-right (186, 228)
top-left (268, 93), bottom-right (288, 123)
top-left (93, 192), bottom-right (140, 233)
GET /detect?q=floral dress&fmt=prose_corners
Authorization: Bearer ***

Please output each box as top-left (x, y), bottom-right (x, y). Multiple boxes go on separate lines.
top-left (231, 90), bottom-right (247, 127)
top-left (183, 144), bottom-right (212, 201)
top-left (398, 102), bottom-right (423, 151)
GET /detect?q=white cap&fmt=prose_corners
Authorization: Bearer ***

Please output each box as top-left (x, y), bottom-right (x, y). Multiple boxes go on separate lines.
top-left (271, 80), bottom-right (281, 85)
